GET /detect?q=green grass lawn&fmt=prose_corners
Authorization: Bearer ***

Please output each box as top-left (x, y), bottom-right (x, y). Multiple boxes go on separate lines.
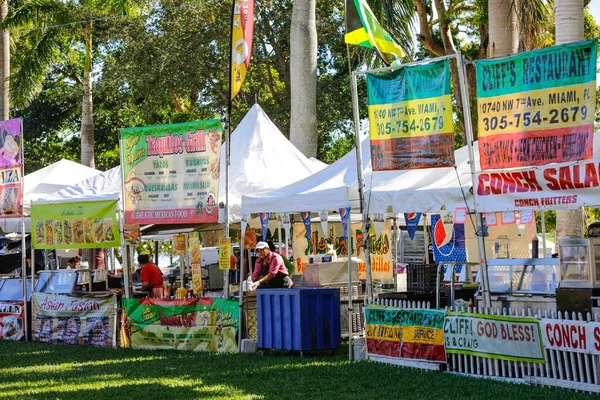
top-left (0, 341), bottom-right (598, 400)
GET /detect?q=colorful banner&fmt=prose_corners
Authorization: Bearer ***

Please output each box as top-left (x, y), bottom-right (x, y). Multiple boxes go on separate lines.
top-left (32, 293), bottom-right (115, 347)
top-left (340, 207), bottom-right (351, 239)
top-left (31, 200), bottom-right (120, 250)
top-left (244, 227), bottom-right (257, 249)
top-left (430, 214), bottom-right (466, 263)
top-left (365, 307), bottom-right (446, 362)
top-left (301, 212), bottom-right (311, 242)
top-left (230, 0), bottom-right (254, 100)
top-left (475, 159), bottom-right (600, 212)
top-left (344, 0), bottom-right (403, 65)
top-left (219, 237), bottom-right (231, 270)
top-left (366, 60), bottom-right (454, 170)
top-left (0, 118), bottom-right (23, 218)
top-left (122, 297), bottom-right (239, 352)
top-left (189, 233), bottom-right (202, 295)
top-left (367, 219), bottom-right (393, 280)
top-left (404, 212), bottom-right (421, 240)
top-left (541, 319), bottom-right (600, 355)
top-left (0, 301), bottom-right (24, 341)
top-left (120, 119), bottom-right (222, 225)
top-left (123, 224), bottom-right (140, 244)
top-left (260, 212), bottom-right (269, 241)
top-left (173, 234), bottom-right (186, 255)
top-left (476, 40), bottom-right (597, 169)
top-left (444, 312), bottom-right (545, 363)
top-left (292, 222), bottom-right (365, 275)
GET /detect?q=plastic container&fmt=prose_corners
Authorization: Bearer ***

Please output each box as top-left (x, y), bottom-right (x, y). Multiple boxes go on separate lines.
top-left (257, 288), bottom-right (341, 351)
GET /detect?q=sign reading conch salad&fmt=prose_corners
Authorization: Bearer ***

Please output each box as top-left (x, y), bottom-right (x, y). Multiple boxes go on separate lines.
top-left (120, 119), bottom-right (222, 225)
top-left (31, 200), bottom-right (120, 249)
top-left (0, 118), bottom-right (23, 218)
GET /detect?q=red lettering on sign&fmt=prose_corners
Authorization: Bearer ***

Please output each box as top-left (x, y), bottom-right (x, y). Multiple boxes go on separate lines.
top-left (477, 321), bottom-right (498, 338)
top-left (594, 327), bottom-right (600, 351)
top-left (546, 323), bottom-right (586, 350)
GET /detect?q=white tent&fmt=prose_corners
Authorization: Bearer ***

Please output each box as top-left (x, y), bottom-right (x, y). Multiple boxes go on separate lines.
top-left (38, 105), bottom-right (324, 227)
top-left (218, 104), bottom-right (325, 224)
top-left (242, 133), bottom-right (475, 215)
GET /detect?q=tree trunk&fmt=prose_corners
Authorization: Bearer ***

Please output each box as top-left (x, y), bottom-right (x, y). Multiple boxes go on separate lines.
top-left (0, 1), bottom-right (9, 120)
top-left (488, 0), bottom-right (519, 58)
top-left (555, 0), bottom-right (585, 239)
top-left (81, 28), bottom-right (94, 168)
top-left (289, 0), bottom-right (317, 158)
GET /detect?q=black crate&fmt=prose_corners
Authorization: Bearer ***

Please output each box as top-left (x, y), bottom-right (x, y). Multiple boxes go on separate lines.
top-left (407, 264), bottom-right (440, 294)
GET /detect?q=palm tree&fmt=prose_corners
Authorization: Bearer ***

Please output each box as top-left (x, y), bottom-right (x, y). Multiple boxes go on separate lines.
top-left (289, 0), bottom-right (317, 158)
top-left (488, 0), bottom-right (519, 57)
top-left (2, 0), bottom-right (141, 168)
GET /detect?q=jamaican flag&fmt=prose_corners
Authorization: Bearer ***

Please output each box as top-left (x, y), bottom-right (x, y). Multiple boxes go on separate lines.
top-left (344, 0), bottom-right (403, 65)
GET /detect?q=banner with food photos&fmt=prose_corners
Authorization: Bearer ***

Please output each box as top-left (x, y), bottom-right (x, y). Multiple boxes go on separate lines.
top-left (0, 301), bottom-right (25, 341)
top-left (120, 119), bottom-right (222, 225)
top-left (31, 199), bottom-right (121, 249)
top-left (0, 118), bottom-right (23, 218)
top-left (32, 293), bottom-right (116, 347)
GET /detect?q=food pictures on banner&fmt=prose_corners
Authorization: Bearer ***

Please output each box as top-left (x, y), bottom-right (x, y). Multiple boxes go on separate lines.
top-left (0, 301), bottom-right (25, 341)
top-left (123, 224), bottom-right (141, 244)
top-left (0, 118), bottom-right (23, 218)
top-left (120, 119), bottom-right (223, 225)
top-left (476, 40), bottom-right (597, 170)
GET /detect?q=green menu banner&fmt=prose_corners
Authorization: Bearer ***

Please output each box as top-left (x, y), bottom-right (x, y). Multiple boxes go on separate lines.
top-left (31, 200), bottom-right (120, 249)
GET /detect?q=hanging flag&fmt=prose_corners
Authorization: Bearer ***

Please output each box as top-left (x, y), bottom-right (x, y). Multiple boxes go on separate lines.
top-left (404, 213), bottom-right (421, 241)
top-left (319, 210), bottom-right (329, 238)
top-left (230, 0), bottom-right (255, 100)
top-left (344, 0), bottom-right (403, 66)
top-left (301, 212), bottom-right (312, 242)
top-left (340, 207), bottom-right (351, 240)
top-left (371, 213), bottom-right (385, 238)
top-left (260, 212), bottom-right (269, 241)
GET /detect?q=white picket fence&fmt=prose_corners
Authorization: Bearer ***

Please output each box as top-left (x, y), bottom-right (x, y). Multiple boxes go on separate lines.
top-left (368, 298), bottom-right (600, 393)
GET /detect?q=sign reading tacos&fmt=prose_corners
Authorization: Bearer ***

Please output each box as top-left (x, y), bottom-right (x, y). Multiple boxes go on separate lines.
top-left (30, 200), bottom-right (120, 249)
top-left (120, 119), bottom-right (222, 225)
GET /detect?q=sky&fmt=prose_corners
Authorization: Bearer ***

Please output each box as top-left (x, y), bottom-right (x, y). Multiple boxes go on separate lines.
top-left (591, 2), bottom-right (600, 29)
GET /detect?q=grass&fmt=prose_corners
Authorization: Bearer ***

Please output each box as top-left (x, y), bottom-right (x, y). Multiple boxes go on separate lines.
top-left (0, 341), bottom-right (598, 400)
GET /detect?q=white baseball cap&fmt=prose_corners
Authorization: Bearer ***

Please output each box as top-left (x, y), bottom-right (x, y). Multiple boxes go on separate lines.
top-left (256, 241), bottom-right (269, 250)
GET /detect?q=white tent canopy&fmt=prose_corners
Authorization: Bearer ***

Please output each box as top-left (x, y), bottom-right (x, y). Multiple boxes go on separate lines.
top-left (218, 104), bottom-right (325, 224)
top-left (44, 165), bottom-right (122, 205)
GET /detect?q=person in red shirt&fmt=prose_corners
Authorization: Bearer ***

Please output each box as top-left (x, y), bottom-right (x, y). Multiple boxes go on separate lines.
top-left (251, 241), bottom-right (291, 289)
top-left (138, 254), bottom-right (163, 294)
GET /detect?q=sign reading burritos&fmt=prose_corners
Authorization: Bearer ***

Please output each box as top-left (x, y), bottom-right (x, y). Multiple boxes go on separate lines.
top-left (31, 199), bottom-right (121, 249)
top-left (120, 119), bottom-right (222, 225)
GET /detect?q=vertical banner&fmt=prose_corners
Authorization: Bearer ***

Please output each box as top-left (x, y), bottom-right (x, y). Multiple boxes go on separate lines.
top-left (189, 233), bottom-right (202, 295)
top-left (365, 307), bottom-right (446, 362)
top-left (301, 212), bottom-right (312, 242)
top-left (230, 0), bottom-right (255, 100)
top-left (366, 60), bottom-right (454, 170)
top-left (173, 234), bottom-right (186, 256)
top-left (0, 118), bottom-right (23, 217)
top-left (404, 212), bottom-right (421, 240)
top-left (123, 224), bottom-right (140, 245)
top-left (219, 237), bottom-right (231, 270)
top-left (0, 301), bottom-right (25, 341)
top-left (367, 219), bottom-right (393, 280)
top-left (319, 210), bottom-right (329, 237)
top-left (122, 298), bottom-right (239, 352)
top-left (340, 207), bottom-right (351, 240)
top-left (31, 200), bottom-right (121, 249)
top-left (476, 40), bottom-right (597, 170)
top-left (120, 119), bottom-right (222, 225)
top-left (244, 227), bottom-right (256, 249)
top-left (430, 214), bottom-right (466, 263)
top-left (444, 312), bottom-right (545, 363)
top-left (32, 293), bottom-right (116, 347)
top-left (259, 212), bottom-right (269, 241)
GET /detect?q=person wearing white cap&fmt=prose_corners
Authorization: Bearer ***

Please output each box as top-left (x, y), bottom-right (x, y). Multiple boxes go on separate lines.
top-left (250, 241), bottom-right (291, 289)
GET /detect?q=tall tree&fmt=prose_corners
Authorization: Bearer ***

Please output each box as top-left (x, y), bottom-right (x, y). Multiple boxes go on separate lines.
top-left (289, 0), bottom-right (317, 157)
top-left (3, 0), bottom-right (141, 168)
top-left (488, 0), bottom-right (518, 57)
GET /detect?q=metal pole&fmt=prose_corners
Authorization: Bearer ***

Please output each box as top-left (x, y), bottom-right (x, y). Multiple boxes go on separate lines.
top-left (238, 225), bottom-right (246, 352)
top-left (353, 53), bottom-right (457, 76)
top-left (118, 130), bottom-right (131, 298)
top-left (350, 72), bottom-right (372, 303)
top-left (21, 214), bottom-right (28, 341)
top-left (347, 236), bottom-right (353, 361)
top-left (223, 114), bottom-right (230, 299)
top-left (455, 52), bottom-right (491, 308)
top-left (541, 211), bottom-right (547, 257)
top-left (118, 209), bottom-right (130, 298)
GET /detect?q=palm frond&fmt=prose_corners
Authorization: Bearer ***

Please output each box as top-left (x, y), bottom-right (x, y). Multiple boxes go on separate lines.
top-left (1, 0), bottom-right (73, 30)
top-left (381, 0), bottom-right (416, 59)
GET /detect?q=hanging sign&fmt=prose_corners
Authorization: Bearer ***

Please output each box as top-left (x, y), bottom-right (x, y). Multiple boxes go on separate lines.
top-left (0, 301), bottom-right (24, 341)
top-left (319, 210), bottom-right (329, 237)
top-left (219, 237), bottom-right (231, 270)
top-left (404, 212), bottom-right (421, 240)
top-left (519, 210), bottom-right (534, 224)
top-left (340, 207), bottom-right (351, 240)
top-left (120, 119), bottom-right (222, 225)
top-left (189, 233), bottom-right (202, 295)
top-left (0, 118), bottom-right (23, 218)
top-left (31, 200), bottom-right (120, 249)
top-left (172, 234), bottom-right (186, 255)
top-left (366, 60), bottom-right (454, 170)
top-left (259, 212), bottom-right (269, 241)
top-left (301, 212), bottom-right (312, 242)
top-left (123, 224), bottom-right (140, 245)
top-left (454, 208), bottom-right (467, 224)
top-left (368, 219), bottom-right (393, 280)
top-left (430, 214), bottom-right (466, 263)
top-left (500, 211), bottom-right (516, 225)
top-left (476, 40), bottom-right (597, 170)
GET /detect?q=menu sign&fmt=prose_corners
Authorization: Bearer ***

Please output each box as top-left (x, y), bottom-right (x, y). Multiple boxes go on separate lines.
top-left (0, 118), bottom-right (23, 218)
top-left (0, 301), bottom-right (24, 341)
top-left (32, 293), bottom-right (116, 347)
top-left (120, 119), bottom-right (223, 225)
top-left (31, 200), bottom-right (120, 249)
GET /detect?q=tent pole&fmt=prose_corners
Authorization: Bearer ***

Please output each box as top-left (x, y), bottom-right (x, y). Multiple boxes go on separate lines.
top-left (223, 114), bottom-right (230, 299)
top-left (347, 236), bottom-right (353, 361)
top-left (350, 72), bottom-right (372, 303)
top-left (238, 222), bottom-right (246, 352)
top-left (21, 214), bottom-right (28, 342)
top-left (456, 52), bottom-right (491, 308)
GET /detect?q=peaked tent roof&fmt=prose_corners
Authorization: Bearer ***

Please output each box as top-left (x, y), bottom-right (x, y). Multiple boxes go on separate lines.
top-left (218, 104), bottom-right (326, 224)
top-left (44, 165), bottom-right (121, 204)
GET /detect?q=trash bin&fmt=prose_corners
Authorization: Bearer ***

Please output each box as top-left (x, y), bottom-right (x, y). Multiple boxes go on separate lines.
top-left (257, 288), bottom-right (341, 351)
